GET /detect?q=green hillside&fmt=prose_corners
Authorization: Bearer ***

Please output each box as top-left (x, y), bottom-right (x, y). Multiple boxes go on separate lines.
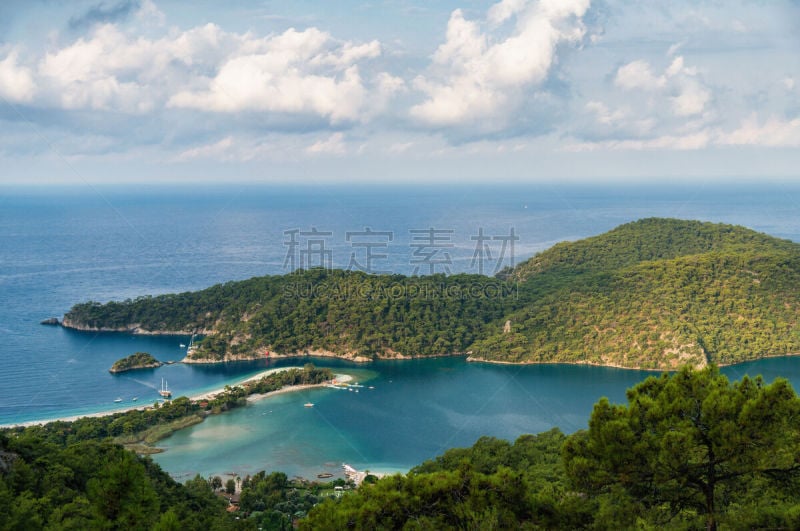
top-left (64, 271), bottom-right (514, 362)
top-left (474, 218), bottom-right (800, 368)
top-left (62, 219), bottom-right (800, 369)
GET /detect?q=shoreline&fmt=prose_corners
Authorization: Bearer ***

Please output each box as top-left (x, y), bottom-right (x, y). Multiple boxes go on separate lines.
top-left (182, 350), bottom-right (469, 365)
top-left (245, 374), bottom-right (353, 403)
top-left (0, 367), bottom-right (354, 429)
top-left (466, 356), bottom-right (673, 372)
top-left (6, 351), bottom-right (794, 428)
top-left (466, 351), bottom-right (800, 372)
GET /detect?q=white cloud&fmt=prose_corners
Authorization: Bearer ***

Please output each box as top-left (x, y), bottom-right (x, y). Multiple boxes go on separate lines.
top-left (585, 101), bottom-right (626, 125)
top-left (586, 53), bottom-right (713, 146)
top-left (566, 131), bottom-right (710, 152)
top-left (488, 0), bottom-right (529, 26)
top-left (7, 10), bottom-right (391, 124)
top-left (666, 42), bottom-right (684, 57)
top-left (167, 28), bottom-right (387, 123)
top-left (306, 132), bottom-right (347, 155)
top-left (411, 0), bottom-right (591, 127)
top-left (670, 79), bottom-right (710, 117)
top-left (0, 50), bottom-right (36, 103)
top-left (570, 112), bottom-right (800, 152)
top-left (175, 136), bottom-right (234, 161)
top-left (614, 60), bottom-right (666, 91)
top-left (717, 115), bottom-right (800, 147)
top-left (614, 56), bottom-right (708, 118)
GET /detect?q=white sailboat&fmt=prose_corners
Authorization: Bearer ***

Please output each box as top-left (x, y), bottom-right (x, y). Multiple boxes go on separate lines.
top-left (187, 334), bottom-right (198, 355)
top-left (159, 378), bottom-right (172, 398)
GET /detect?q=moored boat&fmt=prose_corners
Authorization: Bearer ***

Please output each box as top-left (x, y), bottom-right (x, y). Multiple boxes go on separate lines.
top-left (159, 378), bottom-right (172, 398)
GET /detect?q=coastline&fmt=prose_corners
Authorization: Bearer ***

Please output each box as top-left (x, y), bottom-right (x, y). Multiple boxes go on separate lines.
top-left (183, 348), bottom-right (468, 365)
top-left (466, 356), bottom-right (672, 372)
top-left (245, 374), bottom-right (353, 403)
top-left (0, 367), bottom-right (355, 429)
top-left (59, 318), bottom-right (212, 336)
top-left (466, 352), bottom-right (800, 372)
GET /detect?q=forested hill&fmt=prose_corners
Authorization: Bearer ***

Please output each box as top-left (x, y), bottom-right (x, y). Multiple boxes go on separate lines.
top-left (473, 218), bottom-right (800, 368)
top-left (506, 217), bottom-right (797, 282)
top-left (62, 219), bottom-right (800, 369)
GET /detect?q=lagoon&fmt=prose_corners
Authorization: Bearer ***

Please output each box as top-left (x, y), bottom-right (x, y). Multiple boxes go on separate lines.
top-left (3, 184), bottom-right (800, 477)
top-left (151, 355), bottom-right (800, 481)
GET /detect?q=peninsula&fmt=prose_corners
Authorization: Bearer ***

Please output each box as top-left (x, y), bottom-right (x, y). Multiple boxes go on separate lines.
top-left (61, 219), bottom-right (800, 370)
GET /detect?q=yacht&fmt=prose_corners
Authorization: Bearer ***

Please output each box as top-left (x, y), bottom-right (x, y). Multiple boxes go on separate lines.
top-left (159, 378), bottom-right (172, 398)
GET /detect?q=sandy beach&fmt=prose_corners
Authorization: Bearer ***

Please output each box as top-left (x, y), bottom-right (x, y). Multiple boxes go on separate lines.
top-left (188, 366), bottom-right (304, 401)
top-left (1, 368), bottom-right (354, 429)
top-left (245, 373), bottom-right (353, 403)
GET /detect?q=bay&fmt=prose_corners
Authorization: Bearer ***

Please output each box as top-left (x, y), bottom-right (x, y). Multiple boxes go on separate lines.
top-left (2, 183), bottom-right (800, 477)
top-left (151, 356), bottom-right (800, 481)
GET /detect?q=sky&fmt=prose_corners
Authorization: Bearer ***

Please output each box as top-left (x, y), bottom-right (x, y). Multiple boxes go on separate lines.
top-left (0, 0), bottom-right (799, 184)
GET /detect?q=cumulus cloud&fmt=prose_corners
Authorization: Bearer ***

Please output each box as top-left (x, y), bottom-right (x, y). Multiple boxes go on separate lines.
top-left (0, 50), bottom-right (36, 102)
top-left (167, 28), bottom-right (391, 123)
top-left (572, 51), bottom-right (717, 151)
top-left (6, 8), bottom-right (394, 124)
top-left (717, 115), bottom-right (800, 147)
top-left (410, 0), bottom-right (591, 127)
top-left (613, 55), bottom-right (710, 118)
top-left (670, 78), bottom-right (710, 117)
top-left (569, 111), bottom-right (800, 152)
top-left (614, 60), bottom-right (665, 91)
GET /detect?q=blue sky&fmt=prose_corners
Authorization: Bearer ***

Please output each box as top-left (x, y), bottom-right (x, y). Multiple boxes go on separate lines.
top-left (1, 0), bottom-right (799, 184)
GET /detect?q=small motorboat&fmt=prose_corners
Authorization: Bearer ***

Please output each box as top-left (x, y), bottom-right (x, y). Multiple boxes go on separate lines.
top-left (304, 403), bottom-right (314, 408)
top-left (114, 397), bottom-right (123, 403)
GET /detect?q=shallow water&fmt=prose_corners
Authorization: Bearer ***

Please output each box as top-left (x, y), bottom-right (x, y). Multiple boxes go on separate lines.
top-left (2, 184), bottom-right (800, 476)
top-left (151, 355), bottom-right (800, 480)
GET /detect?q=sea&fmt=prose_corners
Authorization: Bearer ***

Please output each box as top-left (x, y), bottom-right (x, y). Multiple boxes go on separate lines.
top-left (1, 182), bottom-right (800, 480)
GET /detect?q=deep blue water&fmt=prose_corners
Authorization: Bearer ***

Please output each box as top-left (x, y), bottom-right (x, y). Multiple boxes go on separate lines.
top-left (1, 183), bottom-right (800, 476)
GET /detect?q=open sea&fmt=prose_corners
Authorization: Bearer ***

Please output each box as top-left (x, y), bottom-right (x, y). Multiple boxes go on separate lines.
top-left (2, 182), bottom-right (800, 479)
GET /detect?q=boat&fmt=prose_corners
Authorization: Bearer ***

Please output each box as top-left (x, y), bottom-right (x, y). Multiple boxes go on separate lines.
top-left (132, 397), bottom-right (138, 401)
top-left (179, 343), bottom-right (186, 348)
top-left (304, 403), bottom-right (314, 408)
top-left (114, 397), bottom-right (122, 403)
top-left (159, 378), bottom-right (172, 398)
top-left (317, 473), bottom-right (333, 479)
top-left (187, 334), bottom-right (198, 355)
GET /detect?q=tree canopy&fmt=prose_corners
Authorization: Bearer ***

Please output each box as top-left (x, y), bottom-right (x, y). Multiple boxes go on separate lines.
top-left (63, 219), bottom-right (800, 369)
top-left (5, 366), bottom-right (800, 528)
top-left (563, 366), bottom-right (800, 530)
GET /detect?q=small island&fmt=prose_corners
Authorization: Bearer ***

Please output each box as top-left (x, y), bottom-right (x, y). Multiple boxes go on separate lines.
top-left (109, 352), bottom-right (164, 373)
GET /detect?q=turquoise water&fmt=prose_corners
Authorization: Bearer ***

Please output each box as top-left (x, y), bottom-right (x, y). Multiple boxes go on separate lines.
top-left (2, 184), bottom-right (800, 476)
top-left (151, 356), bottom-right (800, 480)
